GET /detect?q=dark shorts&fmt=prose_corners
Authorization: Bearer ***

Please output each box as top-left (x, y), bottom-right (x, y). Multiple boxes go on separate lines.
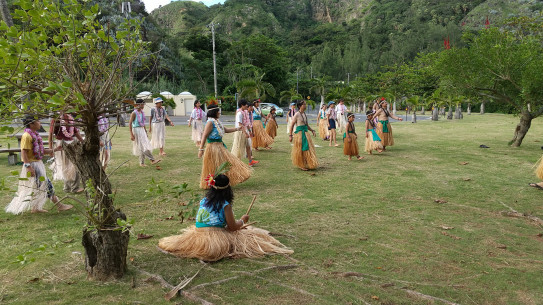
top-left (328, 119), bottom-right (336, 130)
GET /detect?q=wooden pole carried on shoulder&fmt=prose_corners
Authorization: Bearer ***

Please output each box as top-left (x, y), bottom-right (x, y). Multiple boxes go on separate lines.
top-left (246, 195), bottom-right (257, 215)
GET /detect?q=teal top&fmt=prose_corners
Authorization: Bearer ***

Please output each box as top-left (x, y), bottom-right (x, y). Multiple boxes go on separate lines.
top-left (295, 125), bottom-right (309, 151)
top-left (253, 108), bottom-right (262, 120)
top-left (195, 198), bottom-right (230, 228)
top-left (132, 110), bottom-right (145, 128)
top-left (206, 120), bottom-right (227, 148)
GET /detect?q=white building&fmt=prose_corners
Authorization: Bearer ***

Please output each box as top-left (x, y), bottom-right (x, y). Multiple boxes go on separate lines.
top-left (136, 91), bottom-right (197, 117)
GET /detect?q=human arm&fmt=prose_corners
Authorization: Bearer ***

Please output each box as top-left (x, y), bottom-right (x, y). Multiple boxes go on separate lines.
top-left (198, 121), bottom-right (213, 158)
top-left (225, 126), bottom-right (242, 133)
top-left (165, 110), bottom-right (174, 126)
top-left (224, 204), bottom-right (249, 232)
top-left (48, 119), bottom-right (54, 149)
top-left (128, 112), bottom-right (135, 141)
top-left (21, 149), bottom-right (36, 176)
top-left (149, 109), bottom-right (154, 132)
top-left (288, 113), bottom-right (299, 142)
top-left (390, 113), bottom-right (403, 121)
top-left (365, 121), bottom-right (370, 138)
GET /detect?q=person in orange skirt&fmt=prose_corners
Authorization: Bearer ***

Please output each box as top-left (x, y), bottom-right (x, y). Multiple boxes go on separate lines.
top-left (198, 105), bottom-right (253, 189)
top-left (343, 113), bottom-right (364, 160)
top-left (289, 100), bottom-right (318, 171)
top-left (251, 99), bottom-right (274, 150)
top-left (264, 106), bottom-right (278, 139)
top-left (364, 111), bottom-right (384, 154)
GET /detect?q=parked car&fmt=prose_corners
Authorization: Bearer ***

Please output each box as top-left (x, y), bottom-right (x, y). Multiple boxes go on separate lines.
top-left (260, 103), bottom-right (284, 117)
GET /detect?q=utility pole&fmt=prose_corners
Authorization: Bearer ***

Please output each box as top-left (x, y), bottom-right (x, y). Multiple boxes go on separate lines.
top-left (296, 67), bottom-right (300, 94)
top-left (208, 22), bottom-right (219, 98)
top-left (347, 72), bottom-right (350, 85)
top-left (0, 0), bottom-right (14, 27)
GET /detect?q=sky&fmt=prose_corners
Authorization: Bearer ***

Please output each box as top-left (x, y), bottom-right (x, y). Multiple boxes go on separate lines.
top-left (141, 0), bottom-right (225, 13)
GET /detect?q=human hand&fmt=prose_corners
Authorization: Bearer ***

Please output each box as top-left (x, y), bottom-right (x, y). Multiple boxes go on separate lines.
top-left (311, 130), bottom-right (316, 137)
top-left (289, 135), bottom-right (293, 143)
top-left (100, 141), bottom-right (105, 147)
top-left (130, 134), bottom-right (135, 141)
top-left (399, 118), bottom-right (403, 121)
top-left (347, 137), bottom-right (352, 143)
top-left (198, 150), bottom-right (204, 158)
top-left (27, 166), bottom-right (36, 177)
top-left (54, 145), bottom-right (63, 152)
top-left (241, 214), bottom-right (249, 223)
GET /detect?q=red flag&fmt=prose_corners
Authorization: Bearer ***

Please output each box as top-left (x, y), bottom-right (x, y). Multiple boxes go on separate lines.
top-left (485, 16), bottom-right (490, 28)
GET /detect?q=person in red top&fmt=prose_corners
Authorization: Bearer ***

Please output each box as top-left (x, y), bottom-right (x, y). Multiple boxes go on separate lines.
top-left (49, 112), bottom-right (85, 193)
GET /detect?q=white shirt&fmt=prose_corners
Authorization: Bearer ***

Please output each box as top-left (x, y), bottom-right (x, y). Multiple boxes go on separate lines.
top-left (336, 104), bottom-right (347, 115)
top-left (235, 110), bottom-right (243, 128)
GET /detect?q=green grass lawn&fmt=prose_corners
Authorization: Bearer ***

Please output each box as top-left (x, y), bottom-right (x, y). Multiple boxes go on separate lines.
top-left (1, 113), bottom-right (542, 305)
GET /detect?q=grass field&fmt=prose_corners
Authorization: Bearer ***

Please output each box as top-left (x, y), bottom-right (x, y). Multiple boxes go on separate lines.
top-left (1, 113), bottom-right (542, 305)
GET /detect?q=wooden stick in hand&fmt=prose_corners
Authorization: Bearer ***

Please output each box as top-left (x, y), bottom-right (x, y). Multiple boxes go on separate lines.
top-left (246, 195), bottom-right (257, 215)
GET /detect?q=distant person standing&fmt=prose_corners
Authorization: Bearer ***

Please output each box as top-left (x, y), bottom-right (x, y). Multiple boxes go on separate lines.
top-left (231, 100), bottom-right (258, 166)
top-left (189, 100), bottom-right (206, 146)
top-left (129, 99), bottom-right (161, 167)
top-left (49, 112), bottom-right (84, 193)
top-left (317, 103), bottom-right (329, 140)
top-left (286, 102), bottom-right (297, 135)
top-left (150, 97), bottom-right (173, 156)
top-left (264, 107), bottom-right (278, 139)
top-left (336, 99), bottom-right (348, 135)
top-left (98, 114), bottom-right (111, 170)
top-left (251, 99), bottom-right (273, 150)
top-left (326, 101), bottom-right (339, 147)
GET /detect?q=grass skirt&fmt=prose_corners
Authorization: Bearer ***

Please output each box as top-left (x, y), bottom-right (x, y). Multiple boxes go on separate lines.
top-left (150, 122), bottom-right (165, 149)
top-left (318, 119), bottom-right (329, 140)
top-left (231, 130), bottom-right (248, 159)
top-left (6, 162), bottom-right (49, 214)
top-left (158, 226), bottom-right (293, 262)
top-left (291, 131), bottom-right (319, 169)
top-left (200, 142), bottom-right (253, 189)
top-left (343, 134), bottom-right (359, 156)
top-left (377, 122), bottom-right (394, 146)
top-left (191, 119), bottom-right (204, 143)
top-left (265, 120), bottom-right (278, 139)
top-left (535, 156), bottom-right (543, 180)
top-left (50, 139), bottom-right (78, 182)
top-left (132, 127), bottom-right (152, 156)
top-left (252, 120), bottom-right (274, 149)
top-left (365, 132), bottom-right (384, 153)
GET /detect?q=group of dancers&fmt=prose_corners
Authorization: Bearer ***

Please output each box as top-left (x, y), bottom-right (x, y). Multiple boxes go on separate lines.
top-left (5, 96), bottom-right (404, 262)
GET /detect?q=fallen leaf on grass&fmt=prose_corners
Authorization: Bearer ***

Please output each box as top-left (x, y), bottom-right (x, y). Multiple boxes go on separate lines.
top-left (62, 239), bottom-right (75, 243)
top-left (537, 233), bottom-right (543, 237)
top-left (441, 231), bottom-right (461, 240)
top-left (28, 277), bottom-right (40, 283)
top-left (359, 237), bottom-right (368, 241)
top-left (310, 173), bottom-right (316, 176)
top-left (137, 233), bottom-right (153, 240)
top-left (381, 283), bottom-right (394, 288)
top-left (165, 216), bottom-right (174, 220)
top-left (129, 257), bottom-right (134, 262)
top-left (459, 162), bottom-right (469, 165)
top-left (463, 178), bottom-right (471, 181)
top-left (434, 199), bottom-right (448, 204)
top-left (439, 225), bottom-right (454, 230)
top-left (497, 245), bottom-right (507, 249)
top-left (155, 166), bottom-right (162, 170)
top-left (371, 296), bottom-right (380, 300)
top-left (323, 259), bottom-right (334, 268)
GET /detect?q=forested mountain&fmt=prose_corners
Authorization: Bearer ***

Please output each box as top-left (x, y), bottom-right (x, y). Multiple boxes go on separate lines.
top-left (147, 0), bottom-right (541, 98)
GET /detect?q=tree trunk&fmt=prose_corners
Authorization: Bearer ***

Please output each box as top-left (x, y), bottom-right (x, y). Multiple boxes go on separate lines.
top-left (393, 101), bottom-right (397, 116)
top-left (447, 106), bottom-right (453, 120)
top-left (320, 95), bottom-right (324, 110)
top-left (510, 109), bottom-right (532, 147)
top-left (363, 102), bottom-right (366, 114)
top-left (0, 0), bottom-right (14, 27)
top-left (64, 121), bottom-right (130, 280)
top-left (421, 106), bottom-right (425, 115)
top-left (432, 106), bottom-right (439, 121)
top-left (412, 111), bottom-right (417, 123)
top-left (454, 104), bottom-right (461, 119)
top-left (480, 101), bottom-right (485, 114)
top-left (467, 103), bottom-right (471, 115)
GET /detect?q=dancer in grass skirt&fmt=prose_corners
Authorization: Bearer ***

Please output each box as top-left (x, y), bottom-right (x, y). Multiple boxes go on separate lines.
top-left (343, 113), bottom-right (364, 160)
top-left (289, 100), bottom-right (318, 171)
top-left (199, 105), bottom-right (253, 189)
top-left (374, 98), bottom-right (403, 150)
top-left (364, 111), bottom-right (384, 154)
top-left (264, 106), bottom-right (278, 139)
top-left (251, 99), bottom-right (273, 150)
top-left (158, 174), bottom-right (293, 261)
top-left (317, 103), bottom-right (329, 141)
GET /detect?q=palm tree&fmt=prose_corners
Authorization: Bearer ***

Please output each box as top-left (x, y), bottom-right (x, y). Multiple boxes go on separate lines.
top-left (236, 72), bottom-right (276, 102)
top-left (310, 76), bottom-right (330, 109)
top-left (454, 96), bottom-right (464, 119)
top-left (280, 88), bottom-right (302, 105)
top-left (407, 95), bottom-right (422, 123)
top-left (443, 95), bottom-right (455, 120)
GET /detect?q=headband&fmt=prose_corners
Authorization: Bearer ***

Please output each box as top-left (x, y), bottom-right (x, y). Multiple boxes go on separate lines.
top-left (204, 174), bottom-right (230, 189)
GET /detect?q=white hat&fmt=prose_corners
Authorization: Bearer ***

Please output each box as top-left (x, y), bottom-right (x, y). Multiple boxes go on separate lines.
top-left (154, 97), bottom-right (163, 104)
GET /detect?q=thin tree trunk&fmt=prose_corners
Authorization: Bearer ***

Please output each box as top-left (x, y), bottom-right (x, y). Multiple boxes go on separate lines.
top-left (467, 103), bottom-right (471, 115)
top-left (454, 104), bottom-right (461, 119)
top-left (393, 101), bottom-right (397, 116)
top-left (412, 111), bottom-right (417, 123)
top-left (421, 106), bottom-right (425, 115)
top-left (480, 101), bottom-right (485, 114)
top-left (362, 101), bottom-right (366, 114)
top-left (0, 0), bottom-right (14, 27)
top-left (64, 121), bottom-right (130, 280)
top-left (432, 106), bottom-right (439, 121)
top-left (510, 109), bottom-right (532, 147)
top-left (447, 106), bottom-right (453, 120)
top-left (320, 95), bottom-right (324, 109)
